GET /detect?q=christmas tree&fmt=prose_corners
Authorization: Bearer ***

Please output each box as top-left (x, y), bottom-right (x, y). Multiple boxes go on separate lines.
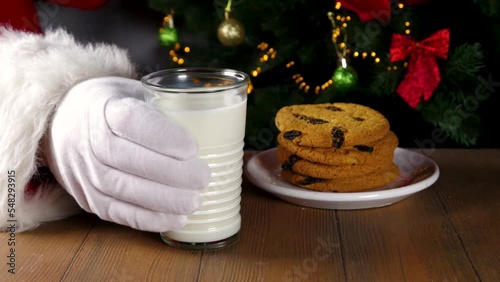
top-left (147, 0), bottom-right (500, 150)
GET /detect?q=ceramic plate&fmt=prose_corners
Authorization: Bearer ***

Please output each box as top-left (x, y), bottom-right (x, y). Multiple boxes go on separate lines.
top-left (244, 148), bottom-right (440, 210)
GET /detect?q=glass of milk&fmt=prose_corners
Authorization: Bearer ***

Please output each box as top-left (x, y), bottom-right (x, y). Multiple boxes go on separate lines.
top-left (141, 68), bottom-right (249, 250)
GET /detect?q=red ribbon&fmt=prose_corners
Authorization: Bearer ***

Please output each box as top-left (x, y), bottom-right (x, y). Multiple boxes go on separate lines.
top-left (390, 29), bottom-right (450, 108)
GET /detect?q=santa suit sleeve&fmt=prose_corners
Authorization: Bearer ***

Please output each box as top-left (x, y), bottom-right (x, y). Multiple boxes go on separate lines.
top-left (0, 27), bottom-right (137, 232)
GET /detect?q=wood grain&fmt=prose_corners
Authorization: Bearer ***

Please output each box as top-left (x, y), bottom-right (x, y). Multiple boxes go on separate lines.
top-left (60, 218), bottom-right (201, 281)
top-left (337, 186), bottom-right (480, 281)
top-left (0, 213), bottom-right (95, 281)
top-left (0, 149), bottom-right (499, 281)
top-left (198, 184), bottom-right (345, 282)
top-left (431, 149), bottom-right (500, 281)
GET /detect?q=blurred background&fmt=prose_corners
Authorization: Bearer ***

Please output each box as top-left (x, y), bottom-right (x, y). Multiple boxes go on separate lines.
top-left (36, 0), bottom-right (500, 149)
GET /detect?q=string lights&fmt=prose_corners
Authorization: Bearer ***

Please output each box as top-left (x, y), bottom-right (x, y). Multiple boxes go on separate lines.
top-left (158, 11), bottom-right (191, 66)
top-left (341, 1), bottom-right (380, 64)
top-left (168, 43), bottom-right (191, 65)
top-left (281, 3), bottom-right (349, 96)
top-left (387, 2), bottom-right (410, 71)
top-left (249, 42), bottom-right (277, 78)
top-left (205, 2), bottom-right (411, 95)
top-left (329, 3), bottom-right (347, 61)
top-left (246, 42), bottom-right (277, 94)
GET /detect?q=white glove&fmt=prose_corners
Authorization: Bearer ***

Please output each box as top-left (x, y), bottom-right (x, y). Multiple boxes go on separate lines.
top-left (43, 76), bottom-right (210, 232)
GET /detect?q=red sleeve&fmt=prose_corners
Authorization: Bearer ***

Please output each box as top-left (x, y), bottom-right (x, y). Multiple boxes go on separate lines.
top-left (0, 1), bottom-right (42, 34)
top-left (0, 0), bottom-right (110, 34)
top-left (25, 167), bottom-right (54, 200)
top-left (48, 0), bottom-right (110, 10)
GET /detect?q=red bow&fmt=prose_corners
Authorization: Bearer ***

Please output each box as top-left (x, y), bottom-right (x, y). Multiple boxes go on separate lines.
top-left (390, 29), bottom-right (450, 108)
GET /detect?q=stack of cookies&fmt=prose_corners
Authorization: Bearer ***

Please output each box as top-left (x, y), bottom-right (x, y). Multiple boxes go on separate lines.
top-left (274, 102), bottom-right (400, 192)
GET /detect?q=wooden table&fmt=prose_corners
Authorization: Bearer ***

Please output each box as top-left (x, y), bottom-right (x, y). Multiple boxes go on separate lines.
top-left (1, 149), bottom-right (499, 281)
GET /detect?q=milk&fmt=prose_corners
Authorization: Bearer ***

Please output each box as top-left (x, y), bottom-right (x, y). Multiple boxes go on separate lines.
top-left (152, 97), bottom-right (247, 243)
top-left (141, 68), bottom-right (249, 248)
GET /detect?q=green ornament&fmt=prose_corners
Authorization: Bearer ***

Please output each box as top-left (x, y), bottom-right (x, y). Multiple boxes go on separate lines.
top-left (159, 27), bottom-right (178, 47)
top-left (332, 64), bottom-right (358, 93)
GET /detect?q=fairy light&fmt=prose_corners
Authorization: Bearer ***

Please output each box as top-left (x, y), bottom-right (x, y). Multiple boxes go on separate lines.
top-left (348, 2), bottom-right (416, 66)
top-left (328, 11), bottom-right (347, 61)
top-left (405, 21), bottom-right (411, 35)
top-left (251, 1), bottom-right (416, 94)
top-left (159, 11), bottom-right (190, 66)
top-left (167, 42), bottom-right (190, 65)
top-left (352, 48), bottom-right (380, 63)
top-left (247, 80), bottom-right (253, 94)
top-left (284, 9), bottom-right (343, 94)
top-left (250, 42), bottom-right (277, 79)
top-left (331, 3), bottom-right (382, 64)
top-left (287, 70), bottom-right (331, 95)
top-left (247, 42), bottom-right (278, 94)
top-left (387, 2), bottom-right (412, 71)
top-left (280, 7), bottom-right (348, 95)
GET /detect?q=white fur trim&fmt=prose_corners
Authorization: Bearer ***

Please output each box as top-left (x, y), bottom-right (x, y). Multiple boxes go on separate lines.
top-left (0, 27), bottom-right (137, 232)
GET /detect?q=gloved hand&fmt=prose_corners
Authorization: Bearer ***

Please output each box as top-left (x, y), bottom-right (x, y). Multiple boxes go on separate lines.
top-left (43, 76), bottom-right (210, 232)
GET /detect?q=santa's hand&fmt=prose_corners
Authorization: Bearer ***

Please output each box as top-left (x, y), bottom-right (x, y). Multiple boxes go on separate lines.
top-left (43, 77), bottom-right (210, 232)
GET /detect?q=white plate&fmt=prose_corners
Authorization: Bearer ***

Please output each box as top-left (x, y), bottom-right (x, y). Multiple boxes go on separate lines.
top-left (244, 148), bottom-right (440, 210)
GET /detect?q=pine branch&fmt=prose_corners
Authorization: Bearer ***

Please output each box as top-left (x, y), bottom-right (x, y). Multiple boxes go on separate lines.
top-left (315, 87), bottom-right (336, 103)
top-left (147, 0), bottom-right (169, 13)
top-left (245, 84), bottom-right (307, 150)
top-left (346, 16), bottom-right (385, 53)
top-left (369, 61), bottom-right (405, 96)
top-left (473, 0), bottom-right (500, 18)
top-left (419, 90), bottom-right (481, 146)
top-left (443, 43), bottom-right (484, 87)
top-left (420, 43), bottom-right (486, 146)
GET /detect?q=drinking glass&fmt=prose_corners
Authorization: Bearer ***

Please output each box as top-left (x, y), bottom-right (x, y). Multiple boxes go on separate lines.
top-left (141, 68), bottom-right (249, 250)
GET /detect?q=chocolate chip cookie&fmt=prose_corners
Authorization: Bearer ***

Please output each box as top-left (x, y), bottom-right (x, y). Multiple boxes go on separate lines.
top-left (275, 103), bottom-right (390, 148)
top-left (276, 145), bottom-right (394, 179)
top-left (277, 130), bottom-right (398, 165)
top-left (281, 163), bottom-right (400, 192)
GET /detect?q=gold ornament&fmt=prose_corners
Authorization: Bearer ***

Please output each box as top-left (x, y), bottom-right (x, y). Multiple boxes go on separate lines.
top-left (217, 18), bottom-right (245, 46)
top-left (217, 0), bottom-right (245, 46)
